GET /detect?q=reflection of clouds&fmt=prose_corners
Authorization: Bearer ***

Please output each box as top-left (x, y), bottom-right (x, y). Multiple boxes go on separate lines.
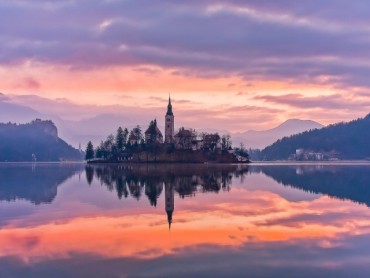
top-left (1, 192), bottom-right (370, 264)
top-left (2, 164), bottom-right (370, 276)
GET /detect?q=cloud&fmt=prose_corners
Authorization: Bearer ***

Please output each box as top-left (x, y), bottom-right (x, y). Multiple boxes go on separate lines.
top-left (1, 0), bottom-right (370, 90)
top-left (4, 92), bottom-right (280, 134)
top-left (255, 93), bottom-right (370, 111)
top-left (0, 92), bottom-right (10, 101)
top-left (14, 77), bottom-right (41, 90)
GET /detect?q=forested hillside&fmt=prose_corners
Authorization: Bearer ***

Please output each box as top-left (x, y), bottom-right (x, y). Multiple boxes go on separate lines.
top-left (261, 114), bottom-right (370, 160)
top-left (0, 119), bottom-right (83, 162)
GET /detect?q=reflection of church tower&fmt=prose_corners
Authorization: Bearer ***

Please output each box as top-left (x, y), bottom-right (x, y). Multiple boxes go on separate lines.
top-left (165, 95), bottom-right (175, 143)
top-left (165, 182), bottom-right (174, 230)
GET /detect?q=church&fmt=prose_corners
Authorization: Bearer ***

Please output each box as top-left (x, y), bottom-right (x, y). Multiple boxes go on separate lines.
top-left (144, 96), bottom-right (221, 151)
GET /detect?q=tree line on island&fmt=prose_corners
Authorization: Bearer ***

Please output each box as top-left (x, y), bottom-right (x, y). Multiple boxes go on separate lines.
top-left (85, 120), bottom-right (249, 162)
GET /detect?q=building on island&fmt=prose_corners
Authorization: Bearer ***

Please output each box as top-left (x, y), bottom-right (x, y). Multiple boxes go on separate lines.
top-left (141, 95), bottom-right (223, 152)
top-left (89, 95), bottom-right (248, 165)
top-left (144, 119), bottom-right (163, 144)
top-left (203, 134), bottom-right (221, 151)
top-left (128, 133), bottom-right (141, 145)
top-left (165, 96), bottom-right (221, 151)
top-left (174, 128), bottom-right (196, 150)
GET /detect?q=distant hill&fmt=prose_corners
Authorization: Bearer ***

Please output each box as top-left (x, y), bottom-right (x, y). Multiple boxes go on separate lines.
top-left (0, 119), bottom-right (83, 162)
top-left (232, 119), bottom-right (324, 149)
top-left (261, 114), bottom-right (370, 160)
top-left (59, 114), bottom-right (138, 147)
top-left (0, 94), bottom-right (325, 150)
top-left (0, 100), bottom-right (42, 123)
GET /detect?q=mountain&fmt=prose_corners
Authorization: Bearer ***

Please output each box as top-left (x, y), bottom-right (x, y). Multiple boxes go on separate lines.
top-left (0, 95), bottom-right (324, 151)
top-left (0, 100), bottom-right (42, 123)
top-left (0, 99), bottom-right (132, 148)
top-left (261, 114), bottom-right (370, 160)
top-left (0, 119), bottom-right (83, 162)
top-left (232, 119), bottom-right (324, 149)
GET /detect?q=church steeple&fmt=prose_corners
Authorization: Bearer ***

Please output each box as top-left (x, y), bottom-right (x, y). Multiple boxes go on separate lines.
top-left (166, 94), bottom-right (173, 116)
top-left (165, 93), bottom-right (175, 143)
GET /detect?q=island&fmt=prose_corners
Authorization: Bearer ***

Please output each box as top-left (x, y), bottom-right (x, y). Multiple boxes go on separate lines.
top-left (86, 97), bottom-right (249, 164)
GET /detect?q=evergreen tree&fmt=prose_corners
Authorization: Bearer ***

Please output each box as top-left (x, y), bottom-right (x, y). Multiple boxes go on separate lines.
top-left (221, 134), bottom-right (232, 150)
top-left (85, 141), bottom-right (95, 160)
top-left (103, 134), bottom-right (115, 158)
top-left (129, 125), bottom-right (143, 145)
top-left (95, 140), bottom-right (104, 158)
top-left (116, 126), bottom-right (125, 151)
top-left (123, 128), bottom-right (129, 145)
top-left (133, 125), bottom-right (143, 139)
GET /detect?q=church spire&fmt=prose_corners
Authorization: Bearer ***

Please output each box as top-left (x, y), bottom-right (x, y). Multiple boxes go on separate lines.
top-left (165, 93), bottom-right (174, 143)
top-left (166, 93), bottom-right (173, 116)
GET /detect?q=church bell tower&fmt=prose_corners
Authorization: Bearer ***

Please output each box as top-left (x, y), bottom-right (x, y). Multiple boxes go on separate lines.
top-left (165, 95), bottom-right (174, 143)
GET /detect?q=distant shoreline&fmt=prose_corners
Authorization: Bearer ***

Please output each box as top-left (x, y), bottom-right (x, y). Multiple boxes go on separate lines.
top-left (250, 160), bottom-right (370, 166)
top-left (0, 161), bottom-right (84, 165)
top-left (1, 160), bottom-right (370, 166)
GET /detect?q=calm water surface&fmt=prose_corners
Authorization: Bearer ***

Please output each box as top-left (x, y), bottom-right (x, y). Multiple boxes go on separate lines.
top-left (1, 163), bottom-right (370, 277)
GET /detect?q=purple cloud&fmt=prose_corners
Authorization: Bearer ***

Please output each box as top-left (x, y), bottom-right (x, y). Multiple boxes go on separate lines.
top-left (1, 0), bottom-right (370, 90)
top-left (255, 93), bottom-right (370, 111)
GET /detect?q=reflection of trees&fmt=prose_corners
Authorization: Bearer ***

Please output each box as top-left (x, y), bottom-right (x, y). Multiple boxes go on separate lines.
top-left (145, 180), bottom-right (163, 207)
top-left (116, 176), bottom-right (128, 199)
top-left (128, 180), bottom-right (142, 200)
top-left (255, 165), bottom-right (370, 207)
top-left (85, 164), bottom-right (249, 204)
top-left (85, 166), bottom-right (94, 185)
top-left (0, 164), bottom-right (84, 204)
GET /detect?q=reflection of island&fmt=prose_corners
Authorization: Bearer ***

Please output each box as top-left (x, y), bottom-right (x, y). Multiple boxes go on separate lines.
top-left (255, 165), bottom-right (370, 207)
top-left (0, 163), bottom-right (84, 204)
top-left (86, 164), bottom-right (249, 227)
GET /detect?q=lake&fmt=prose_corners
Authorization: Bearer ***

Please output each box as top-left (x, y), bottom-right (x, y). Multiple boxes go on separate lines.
top-left (1, 163), bottom-right (370, 277)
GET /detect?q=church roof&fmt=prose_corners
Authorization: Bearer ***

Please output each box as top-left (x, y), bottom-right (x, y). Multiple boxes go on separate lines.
top-left (175, 128), bottom-right (195, 138)
top-left (145, 120), bottom-right (163, 136)
top-left (204, 134), bottom-right (220, 142)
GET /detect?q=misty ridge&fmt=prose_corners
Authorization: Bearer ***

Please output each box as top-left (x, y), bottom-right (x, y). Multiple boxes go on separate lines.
top-left (0, 93), bottom-right (323, 151)
top-left (2, 92), bottom-right (370, 162)
top-left (258, 113), bottom-right (370, 161)
top-left (0, 119), bottom-right (82, 162)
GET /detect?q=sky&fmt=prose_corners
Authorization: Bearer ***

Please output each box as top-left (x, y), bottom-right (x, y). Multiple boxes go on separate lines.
top-left (1, 0), bottom-right (370, 132)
